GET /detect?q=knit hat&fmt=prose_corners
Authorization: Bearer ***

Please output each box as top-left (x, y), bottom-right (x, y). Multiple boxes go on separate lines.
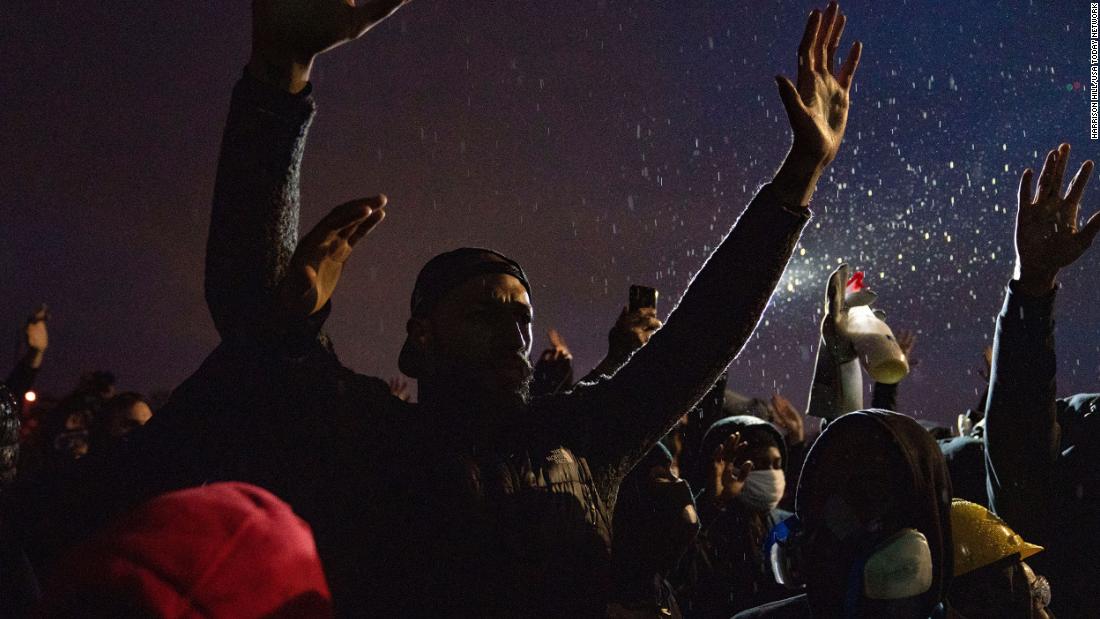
top-left (398, 247), bottom-right (531, 377)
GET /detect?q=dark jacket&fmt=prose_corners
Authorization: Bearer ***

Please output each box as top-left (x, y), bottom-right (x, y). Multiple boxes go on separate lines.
top-left (674, 416), bottom-right (792, 618)
top-left (738, 410), bottom-right (954, 619)
top-left (677, 503), bottom-right (791, 618)
top-left (7, 72), bottom-right (811, 617)
top-left (984, 281), bottom-right (1100, 618)
top-left (610, 443), bottom-right (698, 617)
top-left (938, 435), bottom-right (987, 508)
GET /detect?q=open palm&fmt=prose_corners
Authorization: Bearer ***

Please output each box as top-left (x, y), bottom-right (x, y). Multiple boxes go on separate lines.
top-left (776, 2), bottom-right (861, 166)
top-left (277, 196), bottom-right (387, 320)
top-left (1015, 143), bottom-right (1098, 284)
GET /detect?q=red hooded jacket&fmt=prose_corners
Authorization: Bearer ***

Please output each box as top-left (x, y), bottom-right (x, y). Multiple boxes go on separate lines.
top-left (37, 482), bottom-right (332, 618)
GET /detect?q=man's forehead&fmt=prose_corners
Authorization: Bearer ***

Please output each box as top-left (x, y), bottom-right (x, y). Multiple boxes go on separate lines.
top-left (453, 273), bottom-right (531, 305)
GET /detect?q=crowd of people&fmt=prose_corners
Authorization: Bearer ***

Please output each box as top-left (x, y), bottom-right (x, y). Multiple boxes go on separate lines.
top-left (1, 1), bottom-right (1097, 617)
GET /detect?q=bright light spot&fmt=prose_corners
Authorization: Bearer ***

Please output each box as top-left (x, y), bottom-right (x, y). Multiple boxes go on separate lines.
top-left (24, 391), bottom-right (36, 403)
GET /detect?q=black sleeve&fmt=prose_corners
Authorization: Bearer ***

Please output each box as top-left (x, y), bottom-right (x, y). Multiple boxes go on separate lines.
top-left (205, 71), bottom-right (318, 345)
top-left (561, 183), bottom-right (811, 500)
top-left (983, 281), bottom-right (1059, 544)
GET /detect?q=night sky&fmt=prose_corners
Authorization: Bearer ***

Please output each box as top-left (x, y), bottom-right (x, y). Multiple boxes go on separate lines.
top-left (3, 1), bottom-right (1097, 425)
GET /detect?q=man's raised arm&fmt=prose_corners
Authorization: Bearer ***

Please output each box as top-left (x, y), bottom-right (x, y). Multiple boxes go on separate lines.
top-left (574, 2), bottom-right (862, 474)
top-left (205, 0), bottom-right (408, 342)
top-left (985, 143), bottom-right (1098, 541)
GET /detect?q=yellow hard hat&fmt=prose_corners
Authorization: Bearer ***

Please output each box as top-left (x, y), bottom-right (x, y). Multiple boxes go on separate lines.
top-left (951, 499), bottom-right (1043, 577)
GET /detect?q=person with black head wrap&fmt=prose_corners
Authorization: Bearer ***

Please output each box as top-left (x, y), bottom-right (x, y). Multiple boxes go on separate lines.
top-left (735, 410), bottom-right (957, 619)
top-left (673, 415), bottom-right (792, 618)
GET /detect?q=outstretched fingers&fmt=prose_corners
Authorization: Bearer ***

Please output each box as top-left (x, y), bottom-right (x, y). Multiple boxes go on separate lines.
top-left (816, 2), bottom-right (839, 76)
top-left (826, 12), bottom-right (846, 75)
top-left (1049, 143), bottom-right (1071, 201)
top-left (1035, 149), bottom-right (1059, 205)
top-left (1018, 168), bottom-right (1035, 209)
top-left (735, 460), bottom-right (755, 483)
top-left (347, 207), bottom-right (386, 246)
top-left (798, 9), bottom-right (823, 86)
top-left (1068, 158), bottom-right (1100, 247)
top-left (837, 40), bottom-right (862, 90)
top-left (320, 195), bottom-right (386, 232)
top-left (1063, 159), bottom-right (1095, 229)
top-left (1080, 209), bottom-right (1100, 248)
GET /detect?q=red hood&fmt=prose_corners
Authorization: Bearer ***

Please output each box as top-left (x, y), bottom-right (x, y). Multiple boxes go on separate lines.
top-left (39, 482), bottom-right (332, 618)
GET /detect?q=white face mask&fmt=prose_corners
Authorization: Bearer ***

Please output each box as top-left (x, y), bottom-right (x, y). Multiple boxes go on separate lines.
top-left (738, 469), bottom-right (786, 512)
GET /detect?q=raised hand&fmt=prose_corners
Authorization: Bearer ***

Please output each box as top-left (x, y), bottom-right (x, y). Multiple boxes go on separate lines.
top-left (608, 306), bottom-right (663, 360)
top-left (249, 0), bottom-right (413, 92)
top-left (770, 392), bottom-right (805, 445)
top-left (589, 305), bottom-right (664, 377)
top-left (773, 2), bottom-right (862, 205)
top-left (275, 196), bottom-right (387, 321)
top-left (532, 329), bottom-right (575, 396)
top-left (21, 304), bottom-right (49, 369)
top-left (24, 304), bottom-right (49, 353)
top-left (546, 328), bottom-right (572, 359)
top-left (708, 432), bottom-right (754, 505)
top-left (1014, 143), bottom-right (1099, 296)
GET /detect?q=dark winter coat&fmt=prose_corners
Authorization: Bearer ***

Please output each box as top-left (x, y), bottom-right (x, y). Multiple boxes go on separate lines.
top-left (984, 281), bottom-right (1100, 618)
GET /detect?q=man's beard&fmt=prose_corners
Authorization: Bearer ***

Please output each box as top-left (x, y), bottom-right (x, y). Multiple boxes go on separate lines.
top-left (422, 355), bottom-right (534, 411)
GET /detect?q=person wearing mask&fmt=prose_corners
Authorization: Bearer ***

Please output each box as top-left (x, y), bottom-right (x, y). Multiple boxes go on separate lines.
top-left (984, 142), bottom-right (1100, 617)
top-left (9, 1), bottom-right (862, 614)
top-left (948, 499), bottom-right (1053, 619)
top-left (737, 410), bottom-right (955, 619)
top-left (674, 416), bottom-right (792, 617)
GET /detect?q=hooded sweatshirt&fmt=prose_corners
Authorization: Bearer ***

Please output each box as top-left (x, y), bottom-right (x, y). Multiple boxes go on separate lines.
top-left (37, 482), bottom-right (331, 618)
top-left (735, 409), bottom-right (954, 619)
top-left (675, 416), bottom-right (791, 618)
